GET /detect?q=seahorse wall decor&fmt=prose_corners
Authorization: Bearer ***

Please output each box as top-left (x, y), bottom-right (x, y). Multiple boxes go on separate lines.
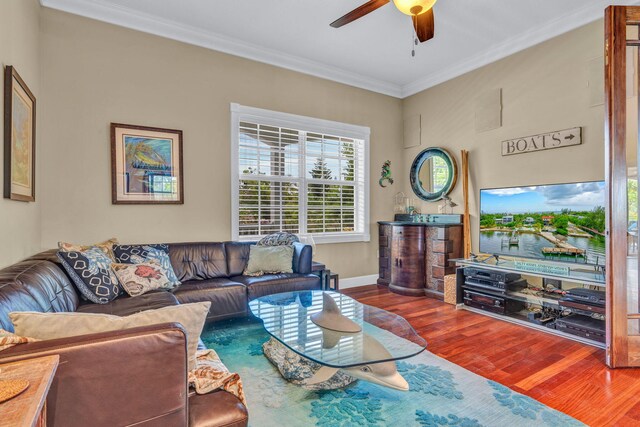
top-left (379, 160), bottom-right (394, 188)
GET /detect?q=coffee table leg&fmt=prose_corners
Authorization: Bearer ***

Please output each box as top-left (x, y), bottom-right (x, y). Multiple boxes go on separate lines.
top-left (262, 338), bottom-right (355, 390)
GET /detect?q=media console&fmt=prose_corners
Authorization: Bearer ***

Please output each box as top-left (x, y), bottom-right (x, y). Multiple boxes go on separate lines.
top-left (455, 257), bottom-right (606, 348)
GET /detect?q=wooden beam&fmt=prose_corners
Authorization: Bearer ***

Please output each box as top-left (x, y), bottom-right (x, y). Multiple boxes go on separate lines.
top-left (605, 5), bottom-right (630, 367)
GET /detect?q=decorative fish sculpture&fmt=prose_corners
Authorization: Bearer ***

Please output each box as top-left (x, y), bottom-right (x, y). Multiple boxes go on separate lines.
top-left (305, 333), bottom-right (409, 391)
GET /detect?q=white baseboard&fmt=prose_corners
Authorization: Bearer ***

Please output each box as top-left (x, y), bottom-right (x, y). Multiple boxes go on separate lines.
top-left (339, 274), bottom-right (379, 290)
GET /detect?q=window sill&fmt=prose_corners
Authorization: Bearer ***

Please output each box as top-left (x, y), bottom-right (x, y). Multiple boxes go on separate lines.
top-left (312, 234), bottom-right (371, 244)
top-left (235, 234), bottom-right (370, 245)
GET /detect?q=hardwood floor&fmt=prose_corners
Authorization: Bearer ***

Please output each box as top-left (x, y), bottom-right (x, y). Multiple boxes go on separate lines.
top-left (342, 285), bottom-right (640, 427)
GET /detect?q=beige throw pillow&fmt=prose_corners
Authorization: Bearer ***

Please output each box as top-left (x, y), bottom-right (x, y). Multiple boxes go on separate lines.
top-left (58, 238), bottom-right (119, 261)
top-left (243, 245), bottom-right (294, 276)
top-left (112, 262), bottom-right (171, 297)
top-left (10, 302), bottom-right (210, 370)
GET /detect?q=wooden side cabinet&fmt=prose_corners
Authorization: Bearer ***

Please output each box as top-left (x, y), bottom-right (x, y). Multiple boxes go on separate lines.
top-left (378, 221), bottom-right (463, 299)
top-left (0, 355), bottom-right (59, 427)
top-left (377, 224), bottom-right (392, 285)
top-left (389, 225), bottom-right (426, 296)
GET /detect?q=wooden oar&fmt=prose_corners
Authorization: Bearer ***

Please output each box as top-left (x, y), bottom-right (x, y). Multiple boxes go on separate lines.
top-left (461, 150), bottom-right (471, 259)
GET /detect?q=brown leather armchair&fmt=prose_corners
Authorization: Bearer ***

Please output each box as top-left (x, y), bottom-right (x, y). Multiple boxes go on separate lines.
top-left (0, 323), bottom-right (248, 427)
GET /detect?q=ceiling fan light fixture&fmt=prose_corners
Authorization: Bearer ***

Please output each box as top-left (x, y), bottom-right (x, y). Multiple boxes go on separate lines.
top-left (393, 0), bottom-right (437, 16)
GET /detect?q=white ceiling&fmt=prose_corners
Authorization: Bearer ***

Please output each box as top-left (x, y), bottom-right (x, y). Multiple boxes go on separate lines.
top-left (40, 0), bottom-right (640, 98)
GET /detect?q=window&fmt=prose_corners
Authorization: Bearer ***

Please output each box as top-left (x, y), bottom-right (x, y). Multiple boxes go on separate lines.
top-left (231, 104), bottom-right (370, 244)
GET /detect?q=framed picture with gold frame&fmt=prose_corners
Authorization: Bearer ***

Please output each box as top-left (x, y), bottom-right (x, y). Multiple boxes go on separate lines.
top-left (4, 66), bottom-right (36, 202)
top-left (110, 123), bottom-right (183, 204)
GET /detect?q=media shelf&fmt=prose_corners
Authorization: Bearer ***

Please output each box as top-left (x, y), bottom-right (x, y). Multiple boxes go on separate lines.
top-left (454, 258), bottom-right (606, 349)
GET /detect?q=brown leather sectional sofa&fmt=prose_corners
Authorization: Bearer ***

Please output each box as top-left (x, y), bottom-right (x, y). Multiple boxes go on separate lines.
top-left (0, 241), bottom-right (320, 427)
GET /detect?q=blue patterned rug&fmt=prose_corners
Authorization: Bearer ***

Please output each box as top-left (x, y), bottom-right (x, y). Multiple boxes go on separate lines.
top-left (201, 318), bottom-right (584, 427)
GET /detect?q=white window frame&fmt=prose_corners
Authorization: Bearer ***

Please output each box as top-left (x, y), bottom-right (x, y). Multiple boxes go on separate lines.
top-left (230, 103), bottom-right (370, 244)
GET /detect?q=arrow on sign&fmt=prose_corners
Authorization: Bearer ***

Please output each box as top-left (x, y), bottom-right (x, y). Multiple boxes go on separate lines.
top-left (565, 134), bottom-right (575, 140)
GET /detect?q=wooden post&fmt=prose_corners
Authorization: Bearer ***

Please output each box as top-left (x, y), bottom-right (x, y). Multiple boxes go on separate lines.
top-left (604, 5), bottom-right (640, 367)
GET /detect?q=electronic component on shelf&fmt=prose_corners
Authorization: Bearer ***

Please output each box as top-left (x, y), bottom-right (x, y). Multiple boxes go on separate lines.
top-left (463, 267), bottom-right (521, 284)
top-left (559, 298), bottom-right (605, 315)
top-left (464, 277), bottom-right (528, 294)
top-left (556, 315), bottom-right (605, 343)
top-left (462, 289), bottom-right (525, 315)
top-left (463, 267), bottom-right (527, 293)
top-left (561, 288), bottom-right (605, 307)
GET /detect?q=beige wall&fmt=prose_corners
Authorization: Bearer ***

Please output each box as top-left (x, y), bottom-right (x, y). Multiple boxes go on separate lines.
top-left (403, 20), bottom-right (605, 253)
top-left (28, 8), bottom-right (607, 276)
top-left (0, 0), bottom-right (41, 267)
top-left (38, 9), bottom-right (404, 278)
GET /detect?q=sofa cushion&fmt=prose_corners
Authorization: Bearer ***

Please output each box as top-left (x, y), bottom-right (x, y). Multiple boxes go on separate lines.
top-left (225, 242), bottom-right (252, 277)
top-left (172, 279), bottom-right (247, 322)
top-left (231, 273), bottom-right (321, 300)
top-left (0, 260), bottom-right (79, 333)
top-left (189, 389), bottom-right (248, 427)
top-left (243, 245), bottom-right (294, 276)
top-left (10, 301), bottom-right (211, 371)
top-left (76, 290), bottom-right (179, 316)
top-left (57, 249), bottom-right (122, 304)
top-left (169, 243), bottom-right (228, 282)
top-left (113, 244), bottom-right (180, 289)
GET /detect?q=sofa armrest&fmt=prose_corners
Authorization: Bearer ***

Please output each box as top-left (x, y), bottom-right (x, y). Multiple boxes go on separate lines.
top-left (0, 323), bottom-right (189, 427)
top-left (292, 242), bottom-right (312, 274)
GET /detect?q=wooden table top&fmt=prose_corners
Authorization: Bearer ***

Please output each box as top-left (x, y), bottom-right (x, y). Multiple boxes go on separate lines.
top-left (0, 355), bottom-right (59, 427)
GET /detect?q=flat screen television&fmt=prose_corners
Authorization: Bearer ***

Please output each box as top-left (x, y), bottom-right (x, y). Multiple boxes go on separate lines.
top-left (479, 181), bottom-right (606, 265)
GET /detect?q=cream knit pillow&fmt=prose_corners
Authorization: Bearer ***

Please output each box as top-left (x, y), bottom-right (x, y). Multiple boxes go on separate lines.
top-left (10, 302), bottom-right (210, 371)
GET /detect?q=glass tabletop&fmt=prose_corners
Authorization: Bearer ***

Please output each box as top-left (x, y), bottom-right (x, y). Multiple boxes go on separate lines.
top-left (248, 291), bottom-right (427, 368)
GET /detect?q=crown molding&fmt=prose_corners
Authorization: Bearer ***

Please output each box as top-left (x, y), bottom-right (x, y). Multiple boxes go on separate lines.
top-left (400, 0), bottom-right (640, 97)
top-left (40, 0), bottom-right (640, 99)
top-left (39, 0), bottom-right (403, 98)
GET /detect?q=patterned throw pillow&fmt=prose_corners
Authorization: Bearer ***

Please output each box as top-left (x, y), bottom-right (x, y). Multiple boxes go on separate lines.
top-left (113, 244), bottom-right (180, 289)
top-left (112, 262), bottom-right (171, 297)
top-left (58, 238), bottom-right (119, 261)
top-left (257, 232), bottom-right (299, 246)
top-left (57, 248), bottom-right (122, 304)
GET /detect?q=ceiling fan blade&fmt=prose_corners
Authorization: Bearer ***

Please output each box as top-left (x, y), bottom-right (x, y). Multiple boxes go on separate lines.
top-left (413, 8), bottom-right (435, 43)
top-left (330, 0), bottom-right (390, 28)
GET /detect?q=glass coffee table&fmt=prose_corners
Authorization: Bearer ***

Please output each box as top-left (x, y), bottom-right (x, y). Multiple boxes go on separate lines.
top-left (249, 290), bottom-right (427, 391)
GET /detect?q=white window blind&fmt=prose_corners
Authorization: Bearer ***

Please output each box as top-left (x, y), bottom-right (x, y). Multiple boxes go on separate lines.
top-left (231, 104), bottom-right (370, 244)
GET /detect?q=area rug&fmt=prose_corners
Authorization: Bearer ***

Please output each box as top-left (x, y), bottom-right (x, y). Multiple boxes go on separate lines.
top-left (201, 318), bottom-right (584, 427)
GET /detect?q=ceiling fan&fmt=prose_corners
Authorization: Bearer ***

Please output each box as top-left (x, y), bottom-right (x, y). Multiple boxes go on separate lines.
top-left (330, 0), bottom-right (437, 44)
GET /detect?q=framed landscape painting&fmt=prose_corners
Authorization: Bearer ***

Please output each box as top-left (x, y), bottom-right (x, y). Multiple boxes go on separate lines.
top-left (111, 123), bottom-right (183, 204)
top-left (4, 66), bottom-right (36, 202)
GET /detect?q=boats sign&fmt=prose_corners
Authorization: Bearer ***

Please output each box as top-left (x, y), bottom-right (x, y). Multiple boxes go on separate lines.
top-left (502, 127), bottom-right (582, 156)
